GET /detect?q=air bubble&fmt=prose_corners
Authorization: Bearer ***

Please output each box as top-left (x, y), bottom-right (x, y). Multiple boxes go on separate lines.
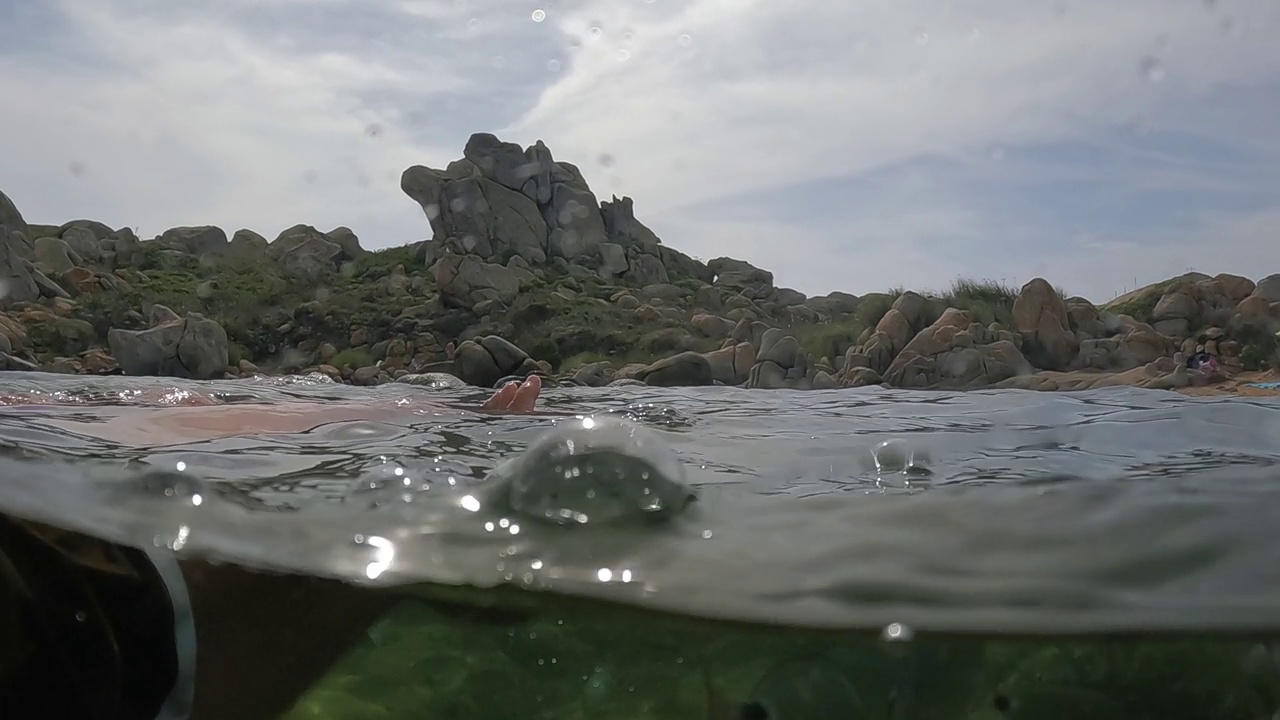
top-left (871, 439), bottom-right (933, 478)
top-left (487, 414), bottom-right (696, 526)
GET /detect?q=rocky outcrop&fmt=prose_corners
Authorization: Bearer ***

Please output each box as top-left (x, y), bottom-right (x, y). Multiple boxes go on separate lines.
top-left (880, 308), bottom-right (1031, 389)
top-left (453, 335), bottom-right (540, 388)
top-left (107, 305), bottom-right (229, 380)
top-left (1011, 278), bottom-right (1077, 371)
top-left (433, 253), bottom-right (530, 310)
top-left (267, 224), bottom-right (365, 280)
top-left (0, 190), bottom-right (30, 241)
top-left (403, 133), bottom-right (717, 299)
top-left (1, 135), bottom-right (1277, 393)
top-left (745, 328), bottom-right (812, 389)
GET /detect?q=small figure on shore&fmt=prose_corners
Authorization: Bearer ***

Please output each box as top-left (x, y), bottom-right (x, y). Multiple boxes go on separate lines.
top-left (1182, 346), bottom-right (1223, 387)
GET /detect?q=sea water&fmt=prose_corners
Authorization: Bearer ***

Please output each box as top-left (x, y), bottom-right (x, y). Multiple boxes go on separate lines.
top-left (2, 371), bottom-right (1280, 719)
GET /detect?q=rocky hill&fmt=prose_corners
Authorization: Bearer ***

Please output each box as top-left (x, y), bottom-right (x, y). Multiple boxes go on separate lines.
top-left (1, 132), bottom-right (1278, 392)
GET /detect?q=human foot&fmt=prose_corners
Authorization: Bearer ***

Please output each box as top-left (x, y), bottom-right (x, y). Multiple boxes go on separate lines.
top-left (480, 375), bottom-right (541, 413)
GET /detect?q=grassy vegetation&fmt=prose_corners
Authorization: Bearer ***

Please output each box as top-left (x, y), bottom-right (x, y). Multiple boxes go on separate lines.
top-left (789, 278), bottom-right (1024, 362)
top-left (329, 348), bottom-right (372, 370)
top-left (1102, 279), bottom-right (1178, 324)
top-left (939, 278), bottom-right (1018, 327)
top-left (559, 350), bottom-right (611, 371)
top-left (34, 232), bottom-right (1242, 384)
top-left (1236, 324), bottom-right (1279, 371)
top-left (344, 243), bottom-right (422, 281)
top-left (789, 290), bottom-right (899, 361)
top-left (505, 290), bottom-right (698, 372)
top-left (68, 242), bottom-right (436, 365)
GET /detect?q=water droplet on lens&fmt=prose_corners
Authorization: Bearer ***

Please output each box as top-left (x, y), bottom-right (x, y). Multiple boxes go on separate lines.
top-left (1138, 55), bottom-right (1165, 83)
top-left (492, 55), bottom-right (505, 68)
top-left (617, 48), bottom-right (629, 61)
top-left (589, 26), bottom-right (602, 37)
top-left (547, 59), bottom-right (561, 72)
top-left (531, 8), bottom-right (546, 22)
top-left (882, 622), bottom-right (915, 641)
top-left (468, 17), bottom-right (481, 29)
top-left (677, 33), bottom-right (692, 46)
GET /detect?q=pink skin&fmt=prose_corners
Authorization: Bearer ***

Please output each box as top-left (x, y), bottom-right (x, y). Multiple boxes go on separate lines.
top-left (479, 374), bottom-right (541, 413)
top-left (0, 375), bottom-right (543, 447)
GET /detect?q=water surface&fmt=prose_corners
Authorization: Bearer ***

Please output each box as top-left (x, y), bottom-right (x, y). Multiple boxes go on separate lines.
top-left (2, 371), bottom-right (1279, 636)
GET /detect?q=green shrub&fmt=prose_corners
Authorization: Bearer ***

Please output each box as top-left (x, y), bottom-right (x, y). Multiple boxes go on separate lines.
top-left (792, 317), bottom-right (867, 362)
top-left (330, 348), bottom-right (372, 369)
top-left (524, 338), bottom-right (563, 369)
top-left (1103, 280), bottom-right (1178, 324)
top-left (941, 278), bottom-right (1018, 327)
top-left (1236, 325), bottom-right (1278, 371)
top-left (855, 290), bottom-right (901, 329)
top-left (346, 244), bottom-right (423, 281)
top-left (560, 351), bottom-right (609, 371)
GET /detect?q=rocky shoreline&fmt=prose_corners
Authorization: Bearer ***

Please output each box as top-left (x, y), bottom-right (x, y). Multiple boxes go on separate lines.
top-left (1, 133), bottom-right (1278, 394)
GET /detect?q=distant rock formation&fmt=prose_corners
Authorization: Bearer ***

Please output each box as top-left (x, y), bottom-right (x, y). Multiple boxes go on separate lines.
top-left (2, 132), bottom-right (1279, 394)
top-left (401, 133), bottom-right (714, 308)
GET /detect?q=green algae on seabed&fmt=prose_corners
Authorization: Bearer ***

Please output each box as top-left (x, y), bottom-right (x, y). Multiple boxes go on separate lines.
top-left (280, 598), bottom-right (1280, 720)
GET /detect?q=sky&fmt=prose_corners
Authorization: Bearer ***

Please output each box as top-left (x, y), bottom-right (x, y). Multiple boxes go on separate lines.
top-left (1, 0), bottom-right (1278, 302)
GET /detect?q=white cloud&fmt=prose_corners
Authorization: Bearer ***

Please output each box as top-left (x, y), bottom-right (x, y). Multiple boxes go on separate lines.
top-left (0, 0), bottom-right (1277, 302)
top-left (509, 0), bottom-right (1278, 207)
top-left (0, 0), bottom-right (464, 241)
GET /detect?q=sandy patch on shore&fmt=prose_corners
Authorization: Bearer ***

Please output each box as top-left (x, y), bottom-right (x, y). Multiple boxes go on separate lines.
top-left (1177, 370), bottom-right (1280, 397)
